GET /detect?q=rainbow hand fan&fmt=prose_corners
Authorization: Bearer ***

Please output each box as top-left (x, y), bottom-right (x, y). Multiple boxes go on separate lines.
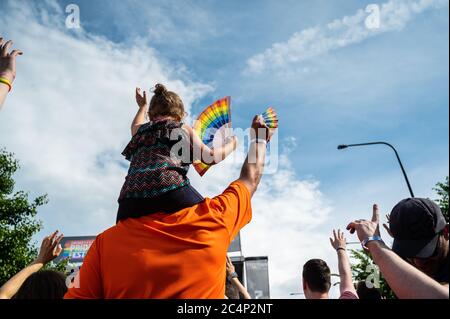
top-left (192, 96), bottom-right (232, 176)
top-left (261, 107), bottom-right (278, 128)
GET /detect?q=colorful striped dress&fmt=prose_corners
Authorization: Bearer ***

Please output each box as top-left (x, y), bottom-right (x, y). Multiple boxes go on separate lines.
top-left (118, 120), bottom-right (192, 206)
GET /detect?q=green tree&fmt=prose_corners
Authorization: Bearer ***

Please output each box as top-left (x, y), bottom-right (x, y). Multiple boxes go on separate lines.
top-left (0, 149), bottom-right (47, 285)
top-left (434, 176), bottom-right (449, 222)
top-left (349, 248), bottom-right (395, 299)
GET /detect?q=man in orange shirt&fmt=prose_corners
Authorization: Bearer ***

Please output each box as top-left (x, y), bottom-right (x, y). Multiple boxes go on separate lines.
top-left (65, 115), bottom-right (275, 299)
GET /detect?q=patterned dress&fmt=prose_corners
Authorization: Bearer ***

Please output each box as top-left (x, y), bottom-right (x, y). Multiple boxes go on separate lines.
top-left (118, 120), bottom-right (192, 202)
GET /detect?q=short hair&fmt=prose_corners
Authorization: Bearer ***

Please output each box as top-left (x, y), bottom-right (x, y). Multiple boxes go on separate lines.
top-left (302, 259), bottom-right (331, 293)
top-left (13, 270), bottom-right (67, 299)
top-left (356, 281), bottom-right (382, 299)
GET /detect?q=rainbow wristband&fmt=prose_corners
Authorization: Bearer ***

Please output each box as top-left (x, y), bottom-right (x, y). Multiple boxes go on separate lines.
top-left (0, 77), bottom-right (12, 92)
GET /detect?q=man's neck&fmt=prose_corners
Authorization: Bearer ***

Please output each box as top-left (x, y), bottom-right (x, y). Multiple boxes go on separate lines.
top-left (308, 291), bottom-right (329, 299)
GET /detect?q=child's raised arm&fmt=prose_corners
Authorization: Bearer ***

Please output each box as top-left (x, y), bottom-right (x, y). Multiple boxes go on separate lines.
top-left (131, 88), bottom-right (149, 136)
top-left (182, 124), bottom-right (237, 166)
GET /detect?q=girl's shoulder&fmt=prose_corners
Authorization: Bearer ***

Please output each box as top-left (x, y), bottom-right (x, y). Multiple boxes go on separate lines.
top-left (135, 121), bottom-right (152, 133)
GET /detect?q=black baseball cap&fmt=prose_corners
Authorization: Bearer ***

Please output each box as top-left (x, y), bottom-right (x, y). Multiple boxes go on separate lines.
top-left (389, 198), bottom-right (447, 259)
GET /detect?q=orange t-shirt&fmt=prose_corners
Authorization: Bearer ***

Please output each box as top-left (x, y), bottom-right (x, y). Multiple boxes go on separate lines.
top-left (64, 181), bottom-right (252, 299)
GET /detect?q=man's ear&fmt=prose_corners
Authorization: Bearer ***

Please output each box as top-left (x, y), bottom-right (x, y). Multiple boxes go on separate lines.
top-left (302, 278), bottom-right (307, 292)
top-left (443, 224), bottom-right (449, 240)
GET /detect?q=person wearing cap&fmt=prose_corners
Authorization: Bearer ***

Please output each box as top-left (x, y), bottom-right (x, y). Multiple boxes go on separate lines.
top-left (347, 204), bottom-right (448, 299)
top-left (389, 198), bottom-right (448, 284)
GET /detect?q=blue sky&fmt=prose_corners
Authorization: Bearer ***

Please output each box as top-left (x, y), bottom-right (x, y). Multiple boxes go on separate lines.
top-left (57, 0), bottom-right (448, 191)
top-left (1, 0), bottom-right (448, 298)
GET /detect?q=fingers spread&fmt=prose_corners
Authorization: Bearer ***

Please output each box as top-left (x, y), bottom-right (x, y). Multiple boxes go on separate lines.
top-left (1, 40), bottom-right (13, 58)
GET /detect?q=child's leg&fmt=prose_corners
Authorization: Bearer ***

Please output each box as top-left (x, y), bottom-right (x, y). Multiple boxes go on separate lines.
top-left (171, 184), bottom-right (204, 208)
top-left (116, 185), bottom-right (204, 223)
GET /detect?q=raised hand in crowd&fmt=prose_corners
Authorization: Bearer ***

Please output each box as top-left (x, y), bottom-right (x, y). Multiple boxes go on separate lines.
top-left (0, 231), bottom-right (64, 299)
top-left (329, 229), bottom-right (358, 299)
top-left (0, 37), bottom-right (23, 110)
top-left (225, 255), bottom-right (251, 299)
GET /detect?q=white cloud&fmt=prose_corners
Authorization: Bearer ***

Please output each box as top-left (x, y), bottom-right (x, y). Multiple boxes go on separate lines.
top-left (0, 0), bottom-right (213, 232)
top-left (1, 0), bottom-right (335, 299)
top-left (245, 0), bottom-right (449, 74)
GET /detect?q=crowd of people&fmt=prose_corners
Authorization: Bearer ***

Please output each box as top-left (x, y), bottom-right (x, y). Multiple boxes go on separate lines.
top-left (0, 35), bottom-right (448, 300)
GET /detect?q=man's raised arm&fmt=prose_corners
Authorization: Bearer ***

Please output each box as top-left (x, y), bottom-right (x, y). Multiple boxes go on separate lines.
top-left (238, 115), bottom-right (275, 197)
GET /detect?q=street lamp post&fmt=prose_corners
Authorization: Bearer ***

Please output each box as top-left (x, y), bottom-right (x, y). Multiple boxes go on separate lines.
top-left (337, 142), bottom-right (415, 198)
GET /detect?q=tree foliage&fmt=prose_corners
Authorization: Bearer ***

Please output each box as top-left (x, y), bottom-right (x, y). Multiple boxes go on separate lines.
top-left (0, 149), bottom-right (47, 285)
top-left (349, 248), bottom-right (395, 299)
top-left (434, 176), bottom-right (449, 222)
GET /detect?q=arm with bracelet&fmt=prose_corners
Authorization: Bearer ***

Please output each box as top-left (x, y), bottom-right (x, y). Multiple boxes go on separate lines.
top-left (226, 256), bottom-right (251, 299)
top-left (238, 115), bottom-right (275, 196)
top-left (329, 229), bottom-right (358, 298)
top-left (0, 37), bottom-right (23, 110)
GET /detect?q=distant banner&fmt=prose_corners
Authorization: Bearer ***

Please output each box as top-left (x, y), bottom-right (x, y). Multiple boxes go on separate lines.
top-left (57, 233), bottom-right (241, 263)
top-left (55, 236), bottom-right (96, 264)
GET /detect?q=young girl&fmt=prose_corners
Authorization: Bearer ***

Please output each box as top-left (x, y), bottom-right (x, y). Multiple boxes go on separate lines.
top-left (117, 84), bottom-right (237, 222)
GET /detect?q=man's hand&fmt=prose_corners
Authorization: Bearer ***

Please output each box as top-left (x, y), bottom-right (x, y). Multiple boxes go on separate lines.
top-left (0, 38), bottom-right (23, 83)
top-left (135, 87), bottom-right (149, 109)
top-left (346, 204), bottom-right (381, 242)
top-left (250, 115), bottom-right (275, 142)
top-left (329, 229), bottom-right (347, 251)
top-left (35, 230), bottom-right (64, 265)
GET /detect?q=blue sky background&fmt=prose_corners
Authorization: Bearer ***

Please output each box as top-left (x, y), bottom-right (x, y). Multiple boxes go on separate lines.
top-left (1, 0), bottom-right (448, 298)
top-left (55, 0), bottom-right (448, 192)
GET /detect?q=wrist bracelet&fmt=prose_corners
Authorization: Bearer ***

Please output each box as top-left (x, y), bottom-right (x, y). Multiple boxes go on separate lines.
top-left (0, 77), bottom-right (12, 92)
top-left (228, 272), bottom-right (238, 280)
top-left (361, 236), bottom-right (384, 249)
top-left (336, 247), bottom-right (346, 252)
top-left (250, 138), bottom-right (267, 145)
